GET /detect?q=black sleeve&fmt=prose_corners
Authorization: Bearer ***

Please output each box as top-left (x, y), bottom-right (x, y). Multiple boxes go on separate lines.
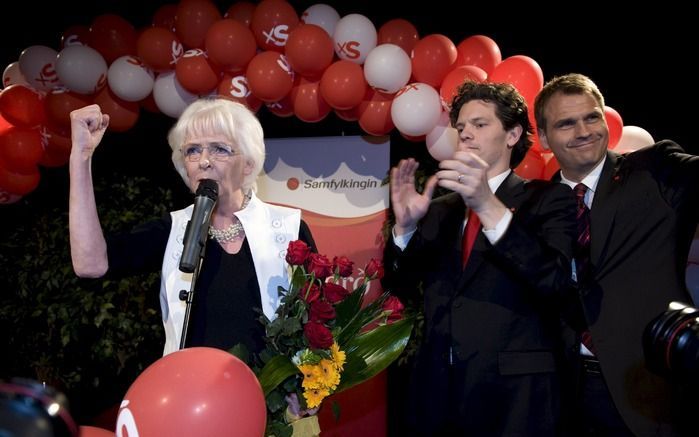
top-left (105, 213), bottom-right (172, 277)
top-left (298, 219), bottom-right (318, 253)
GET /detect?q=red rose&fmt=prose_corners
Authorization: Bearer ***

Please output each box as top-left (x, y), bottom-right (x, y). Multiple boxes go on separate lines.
top-left (332, 256), bottom-right (354, 277)
top-left (306, 253), bottom-right (333, 280)
top-left (382, 296), bottom-right (404, 323)
top-left (304, 321), bottom-right (334, 349)
top-left (364, 258), bottom-right (384, 280)
top-left (323, 282), bottom-right (350, 304)
top-left (286, 240), bottom-right (311, 266)
top-left (309, 299), bottom-right (336, 322)
top-left (300, 282), bottom-right (321, 303)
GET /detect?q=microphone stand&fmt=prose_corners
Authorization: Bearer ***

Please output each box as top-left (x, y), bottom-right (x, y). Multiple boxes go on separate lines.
top-left (178, 237), bottom-right (209, 350)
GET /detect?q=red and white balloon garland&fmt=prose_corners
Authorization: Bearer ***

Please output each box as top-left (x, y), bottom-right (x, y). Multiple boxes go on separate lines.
top-left (0, 0), bottom-right (654, 200)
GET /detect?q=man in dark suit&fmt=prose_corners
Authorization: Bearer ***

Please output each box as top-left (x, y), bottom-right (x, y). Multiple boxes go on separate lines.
top-left (535, 73), bottom-right (699, 437)
top-left (383, 81), bottom-right (577, 436)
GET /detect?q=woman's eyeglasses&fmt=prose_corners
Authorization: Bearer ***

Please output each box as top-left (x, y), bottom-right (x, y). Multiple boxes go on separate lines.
top-left (181, 143), bottom-right (237, 162)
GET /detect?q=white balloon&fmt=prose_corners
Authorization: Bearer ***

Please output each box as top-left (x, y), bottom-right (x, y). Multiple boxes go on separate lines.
top-left (18, 45), bottom-right (61, 91)
top-left (153, 71), bottom-right (197, 118)
top-left (614, 125), bottom-right (655, 153)
top-left (333, 14), bottom-right (377, 64)
top-left (426, 110), bottom-right (457, 161)
top-left (391, 83), bottom-right (442, 137)
top-left (363, 44), bottom-right (411, 94)
top-left (2, 61), bottom-right (30, 89)
top-left (55, 45), bottom-right (107, 95)
top-left (301, 4), bottom-right (341, 37)
top-left (108, 56), bottom-right (155, 102)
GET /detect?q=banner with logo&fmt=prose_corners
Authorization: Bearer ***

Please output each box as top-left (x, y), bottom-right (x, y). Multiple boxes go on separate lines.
top-left (257, 135), bottom-right (390, 436)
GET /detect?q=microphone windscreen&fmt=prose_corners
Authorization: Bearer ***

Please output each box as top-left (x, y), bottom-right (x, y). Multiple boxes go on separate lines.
top-left (196, 179), bottom-right (218, 200)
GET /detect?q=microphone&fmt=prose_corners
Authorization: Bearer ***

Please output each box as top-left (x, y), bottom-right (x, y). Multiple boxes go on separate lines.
top-left (179, 179), bottom-right (218, 273)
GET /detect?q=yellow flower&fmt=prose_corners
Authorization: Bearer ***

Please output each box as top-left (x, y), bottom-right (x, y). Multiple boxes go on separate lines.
top-left (303, 387), bottom-right (331, 409)
top-left (298, 363), bottom-right (324, 390)
top-left (330, 342), bottom-right (346, 371)
top-left (319, 359), bottom-right (340, 390)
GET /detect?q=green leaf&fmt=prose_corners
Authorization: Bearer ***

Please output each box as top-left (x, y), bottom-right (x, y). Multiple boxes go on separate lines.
top-left (258, 354), bottom-right (300, 396)
top-left (337, 316), bottom-right (414, 392)
top-left (334, 282), bottom-right (366, 327)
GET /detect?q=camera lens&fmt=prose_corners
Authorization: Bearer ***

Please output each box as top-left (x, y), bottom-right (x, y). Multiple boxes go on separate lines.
top-left (643, 301), bottom-right (699, 382)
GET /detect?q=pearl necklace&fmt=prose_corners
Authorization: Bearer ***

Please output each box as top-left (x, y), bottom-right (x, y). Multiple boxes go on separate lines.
top-left (208, 193), bottom-right (251, 244)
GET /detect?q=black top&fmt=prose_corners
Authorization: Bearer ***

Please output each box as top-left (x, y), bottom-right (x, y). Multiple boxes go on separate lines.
top-left (106, 211), bottom-right (316, 357)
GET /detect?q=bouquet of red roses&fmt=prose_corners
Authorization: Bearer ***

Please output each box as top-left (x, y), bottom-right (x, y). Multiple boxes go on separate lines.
top-left (256, 240), bottom-right (412, 436)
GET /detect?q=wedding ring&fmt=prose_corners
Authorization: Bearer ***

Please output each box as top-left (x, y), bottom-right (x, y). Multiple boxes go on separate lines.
top-left (457, 174), bottom-right (464, 184)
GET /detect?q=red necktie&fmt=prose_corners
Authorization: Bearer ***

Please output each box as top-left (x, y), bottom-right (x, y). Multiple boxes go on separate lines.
top-left (461, 209), bottom-right (481, 268)
top-left (574, 183), bottom-right (596, 355)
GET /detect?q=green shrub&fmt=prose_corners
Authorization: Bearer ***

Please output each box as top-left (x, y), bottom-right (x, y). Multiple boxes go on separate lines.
top-left (0, 175), bottom-right (171, 421)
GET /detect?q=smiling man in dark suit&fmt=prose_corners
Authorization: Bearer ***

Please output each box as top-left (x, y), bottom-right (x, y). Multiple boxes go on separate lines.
top-left (383, 81), bottom-right (577, 436)
top-left (535, 73), bottom-right (699, 437)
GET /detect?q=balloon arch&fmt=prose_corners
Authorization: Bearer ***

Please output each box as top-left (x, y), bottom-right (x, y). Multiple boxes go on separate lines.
top-left (0, 0), bottom-right (655, 202)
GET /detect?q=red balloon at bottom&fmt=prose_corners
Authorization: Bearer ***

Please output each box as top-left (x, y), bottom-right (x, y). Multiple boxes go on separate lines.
top-left (116, 347), bottom-right (266, 437)
top-left (80, 426), bottom-right (115, 437)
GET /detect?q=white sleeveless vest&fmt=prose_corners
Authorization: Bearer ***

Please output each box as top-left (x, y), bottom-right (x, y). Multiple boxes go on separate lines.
top-left (159, 192), bottom-right (301, 356)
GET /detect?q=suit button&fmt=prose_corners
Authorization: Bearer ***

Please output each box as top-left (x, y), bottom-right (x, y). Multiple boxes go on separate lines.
top-left (454, 301), bottom-right (463, 308)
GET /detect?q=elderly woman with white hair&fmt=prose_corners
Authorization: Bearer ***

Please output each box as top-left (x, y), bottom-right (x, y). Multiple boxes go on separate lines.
top-left (68, 97), bottom-right (316, 357)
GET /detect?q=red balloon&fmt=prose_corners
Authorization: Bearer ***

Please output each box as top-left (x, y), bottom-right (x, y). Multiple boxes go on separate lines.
top-left (38, 127), bottom-right (71, 168)
top-left (140, 93), bottom-right (160, 113)
top-left (378, 19), bottom-right (419, 55)
top-left (217, 74), bottom-right (263, 113)
top-left (0, 114), bottom-right (13, 136)
top-left (488, 55), bottom-right (543, 108)
top-left (246, 51), bottom-right (294, 102)
top-left (44, 90), bottom-right (92, 132)
top-left (542, 154), bottom-right (560, 179)
top-left (319, 60), bottom-right (367, 110)
top-left (175, 0), bottom-right (223, 49)
top-left (604, 106), bottom-right (623, 149)
top-left (514, 149), bottom-right (545, 179)
top-left (88, 14), bottom-right (138, 64)
top-left (250, 0), bottom-right (299, 52)
top-left (290, 77), bottom-right (330, 123)
top-left (175, 49), bottom-right (222, 94)
top-left (93, 87), bottom-right (139, 132)
top-left (61, 25), bottom-right (90, 49)
top-left (79, 426), bottom-right (114, 437)
top-left (411, 34), bottom-right (458, 88)
top-left (205, 19), bottom-right (257, 72)
top-left (0, 126), bottom-right (45, 173)
top-left (265, 94), bottom-right (294, 117)
top-left (439, 65), bottom-right (487, 108)
top-left (0, 189), bottom-right (22, 204)
top-left (116, 347), bottom-right (265, 437)
top-left (0, 160), bottom-right (40, 196)
top-left (285, 24), bottom-right (334, 79)
top-left (0, 84), bottom-right (45, 128)
top-left (137, 27), bottom-right (183, 72)
top-left (152, 4), bottom-right (177, 31)
top-left (455, 35), bottom-right (502, 75)
top-left (226, 2), bottom-right (256, 28)
top-left (358, 89), bottom-right (394, 136)
top-left (334, 106), bottom-right (359, 122)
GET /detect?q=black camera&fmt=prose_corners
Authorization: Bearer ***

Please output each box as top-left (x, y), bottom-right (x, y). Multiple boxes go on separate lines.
top-left (0, 378), bottom-right (77, 437)
top-left (643, 301), bottom-right (699, 382)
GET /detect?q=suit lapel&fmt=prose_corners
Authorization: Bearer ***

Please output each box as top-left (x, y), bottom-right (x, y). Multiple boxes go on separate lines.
top-left (458, 172), bottom-right (526, 287)
top-left (590, 151), bottom-right (623, 265)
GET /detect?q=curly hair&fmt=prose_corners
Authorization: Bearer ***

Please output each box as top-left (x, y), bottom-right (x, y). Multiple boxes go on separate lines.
top-left (449, 81), bottom-right (532, 168)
